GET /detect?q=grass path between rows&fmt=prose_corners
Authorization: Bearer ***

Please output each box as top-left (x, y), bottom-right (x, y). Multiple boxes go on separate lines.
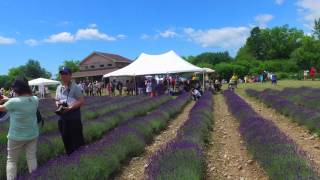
top-left (114, 101), bottom-right (195, 180)
top-left (205, 94), bottom-right (267, 180)
top-left (240, 94), bottom-right (320, 173)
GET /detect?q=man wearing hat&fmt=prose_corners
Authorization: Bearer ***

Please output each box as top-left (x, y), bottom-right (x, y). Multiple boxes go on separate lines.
top-left (55, 67), bottom-right (85, 155)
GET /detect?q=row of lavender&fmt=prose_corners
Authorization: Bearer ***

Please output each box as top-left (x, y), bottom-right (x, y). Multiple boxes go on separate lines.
top-left (0, 96), bottom-right (149, 148)
top-left (146, 92), bottom-right (213, 180)
top-left (39, 96), bottom-right (149, 136)
top-left (277, 87), bottom-right (320, 111)
top-left (224, 90), bottom-right (319, 179)
top-left (246, 88), bottom-right (320, 136)
top-left (0, 96), bottom-right (119, 131)
top-left (19, 93), bottom-right (191, 179)
top-left (0, 95), bottom-right (171, 179)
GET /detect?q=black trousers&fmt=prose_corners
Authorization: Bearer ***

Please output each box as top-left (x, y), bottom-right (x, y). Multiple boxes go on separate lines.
top-left (58, 109), bottom-right (85, 155)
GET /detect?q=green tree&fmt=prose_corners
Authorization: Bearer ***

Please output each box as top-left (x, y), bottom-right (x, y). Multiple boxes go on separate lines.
top-left (24, 60), bottom-right (51, 79)
top-left (8, 60), bottom-right (51, 79)
top-left (8, 66), bottom-right (26, 78)
top-left (291, 36), bottom-right (320, 70)
top-left (182, 55), bottom-right (196, 63)
top-left (56, 60), bottom-right (80, 80)
top-left (246, 27), bottom-right (267, 60)
top-left (264, 25), bottom-right (303, 59)
top-left (235, 45), bottom-right (256, 61)
top-left (313, 18), bottom-right (320, 40)
top-left (189, 52), bottom-right (232, 66)
top-left (245, 25), bottom-right (304, 60)
top-left (0, 75), bottom-right (11, 89)
top-left (214, 63), bottom-right (247, 80)
top-left (59, 60), bottom-right (80, 73)
top-left (5, 60), bottom-right (51, 87)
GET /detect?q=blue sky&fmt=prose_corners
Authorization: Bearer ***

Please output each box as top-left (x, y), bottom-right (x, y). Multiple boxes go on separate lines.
top-left (0, 0), bottom-right (319, 77)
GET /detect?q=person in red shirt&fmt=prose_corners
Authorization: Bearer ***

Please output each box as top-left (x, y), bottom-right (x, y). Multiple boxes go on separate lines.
top-left (310, 67), bottom-right (316, 80)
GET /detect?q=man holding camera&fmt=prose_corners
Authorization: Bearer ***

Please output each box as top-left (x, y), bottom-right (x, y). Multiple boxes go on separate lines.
top-left (55, 67), bottom-right (85, 155)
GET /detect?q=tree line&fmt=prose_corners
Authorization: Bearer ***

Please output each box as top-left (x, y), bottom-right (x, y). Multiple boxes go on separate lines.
top-left (0, 60), bottom-right (79, 89)
top-left (184, 18), bottom-right (320, 80)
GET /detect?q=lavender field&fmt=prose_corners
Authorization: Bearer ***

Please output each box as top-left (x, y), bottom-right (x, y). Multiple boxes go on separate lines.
top-left (246, 87), bottom-right (320, 135)
top-left (2, 85), bottom-right (320, 179)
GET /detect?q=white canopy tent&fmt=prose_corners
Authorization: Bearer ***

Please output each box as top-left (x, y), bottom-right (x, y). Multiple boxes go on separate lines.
top-left (28, 78), bottom-right (60, 86)
top-left (29, 78), bottom-right (60, 98)
top-left (103, 50), bottom-right (204, 77)
top-left (202, 67), bottom-right (215, 73)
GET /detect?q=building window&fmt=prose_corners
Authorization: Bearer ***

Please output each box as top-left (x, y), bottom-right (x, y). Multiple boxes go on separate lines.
top-left (108, 64), bottom-right (112, 67)
top-left (85, 66), bottom-right (88, 70)
top-left (91, 65), bottom-right (95, 69)
top-left (100, 64), bottom-right (104, 68)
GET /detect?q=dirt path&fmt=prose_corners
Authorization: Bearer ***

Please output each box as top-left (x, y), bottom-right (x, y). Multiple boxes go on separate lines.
top-left (114, 101), bottom-right (195, 180)
top-left (205, 94), bottom-right (267, 180)
top-left (240, 95), bottom-right (320, 169)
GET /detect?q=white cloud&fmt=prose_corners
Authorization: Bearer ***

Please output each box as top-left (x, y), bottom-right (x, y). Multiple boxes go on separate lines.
top-left (141, 29), bottom-right (178, 40)
top-left (42, 28), bottom-right (122, 43)
top-left (44, 32), bottom-right (74, 43)
top-left (141, 34), bottom-right (150, 40)
top-left (275, 0), bottom-right (285, 5)
top-left (254, 14), bottom-right (274, 28)
top-left (89, 24), bottom-right (97, 28)
top-left (75, 28), bottom-right (116, 41)
top-left (296, 0), bottom-right (320, 29)
top-left (57, 21), bottom-right (71, 26)
top-left (25, 39), bottom-right (39, 46)
top-left (117, 34), bottom-right (127, 39)
top-left (0, 36), bottom-right (16, 45)
top-left (183, 27), bottom-right (250, 49)
top-left (158, 30), bottom-right (177, 38)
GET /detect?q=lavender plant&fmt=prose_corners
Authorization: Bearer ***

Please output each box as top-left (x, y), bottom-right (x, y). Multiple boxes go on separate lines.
top-left (146, 92), bottom-right (213, 180)
top-left (225, 90), bottom-right (319, 179)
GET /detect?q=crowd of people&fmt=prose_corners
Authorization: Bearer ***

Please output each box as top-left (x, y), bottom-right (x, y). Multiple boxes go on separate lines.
top-left (243, 71), bottom-right (277, 85)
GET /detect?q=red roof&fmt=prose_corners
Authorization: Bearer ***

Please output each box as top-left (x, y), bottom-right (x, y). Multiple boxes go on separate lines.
top-left (80, 51), bottom-right (131, 65)
top-left (72, 68), bottom-right (119, 78)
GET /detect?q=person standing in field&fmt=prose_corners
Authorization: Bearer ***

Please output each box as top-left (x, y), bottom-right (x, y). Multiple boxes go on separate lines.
top-left (106, 81), bottom-right (113, 96)
top-left (96, 81), bottom-right (102, 96)
top-left (303, 70), bottom-right (309, 80)
top-left (55, 67), bottom-right (85, 155)
top-left (116, 81), bottom-right (123, 96)
top-left (146, 80), bottom-right (152, 96)
top-left (0, 76), bottom-right (39, 180)
top-left (310, 67), bottom-right (316, 80)
top-left (271, 73), bottom-right (277, 85)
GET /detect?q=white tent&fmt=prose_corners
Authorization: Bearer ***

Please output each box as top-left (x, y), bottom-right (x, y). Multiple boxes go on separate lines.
top-left (28, 78), bottom-right (60, 86)
top-left (103, 50), bottom-right (204, 77)
top-left (202, 67), bottom-right (215, 73)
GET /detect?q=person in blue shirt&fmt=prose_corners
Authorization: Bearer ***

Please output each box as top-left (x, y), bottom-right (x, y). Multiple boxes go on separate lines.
top-left (271, 73), bottom-right (277, 85)
top-left (0, 76), bottom-right (39, 180)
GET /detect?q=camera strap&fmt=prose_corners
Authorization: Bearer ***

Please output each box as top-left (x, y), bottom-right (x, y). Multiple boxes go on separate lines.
top-left (60, 86), bottom-right (71, 104)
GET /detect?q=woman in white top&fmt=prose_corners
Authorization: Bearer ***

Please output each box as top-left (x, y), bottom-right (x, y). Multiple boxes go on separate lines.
top-left (146, 80), bottom-right (152, 96)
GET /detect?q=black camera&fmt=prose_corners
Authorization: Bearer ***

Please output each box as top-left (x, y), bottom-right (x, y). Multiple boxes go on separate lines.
top-left (55, 102), bottom-right (68, 115)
